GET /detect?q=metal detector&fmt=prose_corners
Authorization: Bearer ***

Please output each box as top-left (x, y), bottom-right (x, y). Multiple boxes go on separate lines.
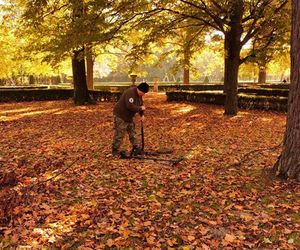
top-left (121, 119), bottom-right (184, 166)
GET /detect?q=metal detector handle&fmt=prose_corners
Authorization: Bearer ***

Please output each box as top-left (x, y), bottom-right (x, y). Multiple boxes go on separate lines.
top-left (139, 109), bottom-right (145, 151)
top-left (139, 110), bottom-right (144, 117)
top-left (141, 120), bottom-right (145, 151)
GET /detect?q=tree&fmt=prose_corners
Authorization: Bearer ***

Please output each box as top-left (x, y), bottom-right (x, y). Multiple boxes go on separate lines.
top-left (168, 24), bottom-right (207, 85)
top-left (245, 6), bottom-right (290, 84)
top-left (152, 0), bottom-right (289, 115)
top-left (125, 5), bottom-right (208, 85)
top-left (86, 45), bottom-right (94, 90)
top-left (70, 0), bottom-right (91, 105)
top-left (0, 17), bottom-right (18, 81)
top-left (14, 0), bottom-right (134, 104)
top-left (267, 53), bottom-right (290, 81)
top-left (192, 46), bottom-right (224, 82)
top-left (273, 0), bottom-right (300, 180)
top-left (0, 1), bottom-right (59, 85)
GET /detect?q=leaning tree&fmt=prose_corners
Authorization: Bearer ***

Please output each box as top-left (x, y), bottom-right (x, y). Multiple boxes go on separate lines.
top-left (273, 0), bottom-right (300, 180)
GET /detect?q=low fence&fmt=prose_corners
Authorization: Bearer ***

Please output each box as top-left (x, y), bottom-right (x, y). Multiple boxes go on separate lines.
top-left (238, 87), bottom-right (289, 97)
top-left (94, 82), bottom-right (291, 93)
top-left (0, 89), bottom-right (73, 102)
top-left (0, 89), bottom-right (121, 103)
top-left (89, 90), bottom-right (122, 102)
top-left (166, 91), bottom-right (288, 112)
top-left (0, 84), bottom-right (291, 113)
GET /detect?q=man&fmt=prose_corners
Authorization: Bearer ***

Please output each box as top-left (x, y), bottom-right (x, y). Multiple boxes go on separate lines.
top-left (112, 82), bottom-right (149, 156)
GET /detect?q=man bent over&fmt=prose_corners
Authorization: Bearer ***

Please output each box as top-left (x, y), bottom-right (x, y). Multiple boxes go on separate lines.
top-left (112, 82), bottom-right (149, 156)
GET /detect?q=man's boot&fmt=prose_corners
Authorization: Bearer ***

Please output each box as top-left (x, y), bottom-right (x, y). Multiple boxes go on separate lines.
top-left (112, 148), bottom-right (119, 156)
top-left (119, 151), bottom-right (128, 159)
top-left (131, 145), bottom-right (143, 156)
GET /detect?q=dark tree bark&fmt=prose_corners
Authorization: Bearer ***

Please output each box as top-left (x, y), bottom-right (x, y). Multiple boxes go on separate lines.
top-left (86, 45), bottom-right (94, 90)
top-left (273, 0), bottom-right (300, 180)
top-left (258, 66), bottom-right (267, 84)
top-left (224, 0), bottom-right (244, 115)
top-left (72, 48), bottom-right (89, 105)
top-left (29, 75), bottom-right (35, 85)
top-left (183, 68), bottom-right (189, 85)
top-left (183, 38), bottom-right (191, 85)
top-left (70, 0), bottom-right (90, 105)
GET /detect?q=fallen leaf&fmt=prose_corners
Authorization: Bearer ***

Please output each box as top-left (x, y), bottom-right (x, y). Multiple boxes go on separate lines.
top-left (224, 233), bottom-right (236, 243)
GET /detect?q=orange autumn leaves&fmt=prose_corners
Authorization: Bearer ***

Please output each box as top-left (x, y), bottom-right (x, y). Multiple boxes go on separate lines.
top-left (0, 93), bottom-right (299, 249)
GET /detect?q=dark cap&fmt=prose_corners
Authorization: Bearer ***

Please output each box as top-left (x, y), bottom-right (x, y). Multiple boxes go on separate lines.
top-left (137, 82), bottom-right (149, 93)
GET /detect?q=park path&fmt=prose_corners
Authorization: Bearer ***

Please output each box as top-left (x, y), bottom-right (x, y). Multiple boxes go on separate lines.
top-left (1, 92), bottom-right (299, 249)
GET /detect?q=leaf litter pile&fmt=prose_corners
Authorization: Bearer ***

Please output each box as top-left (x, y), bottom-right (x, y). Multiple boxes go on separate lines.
top-left (0, 92), bottom-right (299, 249)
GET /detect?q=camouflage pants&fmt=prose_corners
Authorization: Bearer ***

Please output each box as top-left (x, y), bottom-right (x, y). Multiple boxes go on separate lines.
top-left (112, 116), bottom-right (137, 151)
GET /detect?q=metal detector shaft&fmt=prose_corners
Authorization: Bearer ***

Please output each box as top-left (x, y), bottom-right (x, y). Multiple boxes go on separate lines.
top-left (141, 120), bottom-right (145, 151)
top-left (132, 155), bottom-right (184, 166)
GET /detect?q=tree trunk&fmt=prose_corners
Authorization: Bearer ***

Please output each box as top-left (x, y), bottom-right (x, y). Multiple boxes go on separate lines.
top-left (183, 68), bottom-right (189, 85)
top-left (72, 48), bottom-right (89, 105)
top-left (183, 45), bottom-right (190, 85)
top-left (273, 0), bottom-right (300, 180)
top-left (69, 0), bottom-right (92, 105)
top-left (86, 45), bottom-right (94, 90)
top-left (223, 0), bottom-right (244, 116)
top-left (29, 75), bottom-right (35, 85)
top-left (258, 66), bottom-right (267, 84)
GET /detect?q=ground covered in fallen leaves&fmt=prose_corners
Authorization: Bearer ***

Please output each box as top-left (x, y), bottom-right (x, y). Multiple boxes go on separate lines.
top-left (0, 92), bottom-right (299, 249)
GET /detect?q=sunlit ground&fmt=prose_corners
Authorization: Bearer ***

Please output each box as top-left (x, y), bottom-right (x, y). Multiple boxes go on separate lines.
top-left (1, 92), bottom-right (299, 249)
